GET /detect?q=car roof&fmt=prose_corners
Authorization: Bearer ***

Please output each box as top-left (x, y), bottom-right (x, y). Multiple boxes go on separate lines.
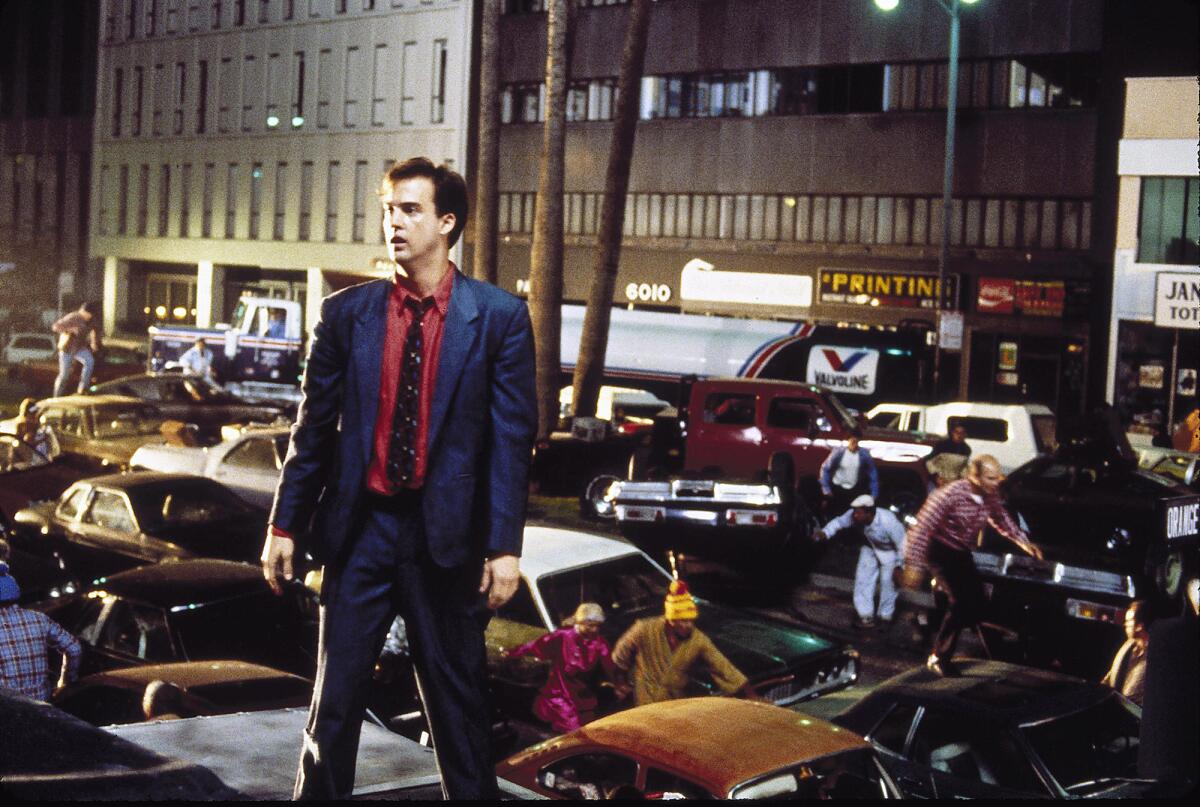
top-left (40, 394), bottom-right (148, 407)
top-left (928, 401), bottom-right (1055, 417)
top-left (88, 559), bottom-right (267, 606)
top-left (694, 377), bottom-right (825, 394)
top-left (519, 525), bottom-right (644, 580)
top-left (80, 661), bottom-right (305, 690)
top-left (842, 660), bottom-right (1112, 727)
top-left (68, 471), bottom-right (217, 490)
top-left (506, 698), bottom-right (867, 796)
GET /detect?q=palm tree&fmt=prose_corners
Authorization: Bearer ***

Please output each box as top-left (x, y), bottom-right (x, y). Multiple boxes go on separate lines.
top-left (528, 0), bottom-right (574, 438)
top-left (472, 0), bottom-right (502, 284)
top-left (570, 0), bottom-right (652, 418)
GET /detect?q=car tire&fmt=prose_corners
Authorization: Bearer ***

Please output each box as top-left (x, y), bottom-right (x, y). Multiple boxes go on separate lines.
top-left (1154, 549), bottom-right (1192, 613)
top-left (580, 474), bottom-right (622, 520)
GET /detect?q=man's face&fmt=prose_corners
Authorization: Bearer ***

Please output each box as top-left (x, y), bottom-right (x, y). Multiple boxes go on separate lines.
top-left (851, 506), bottom-right (874, 526)
top-left (951, 426), bottom-right (967, 443)
top-left (847, 436), bottom-right (859, 452)
top-left (666, 618), bottom-right (695, 640)
top-left (973, 463), bottom-right (1004, 495)
top-left (381, 177), bottom-right (454, 268)
top-left (1124, 607), bottom-right (1146, 642)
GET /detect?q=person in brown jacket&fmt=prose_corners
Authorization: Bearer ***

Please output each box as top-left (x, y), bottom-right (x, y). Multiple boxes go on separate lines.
top-left (50, 302), bottom-right (102, 397)
top-left (611, 580), bottom-right (749, 706)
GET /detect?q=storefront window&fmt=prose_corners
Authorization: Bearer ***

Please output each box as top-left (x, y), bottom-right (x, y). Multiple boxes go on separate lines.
top-left (1113, 320), bottom-right (1198, 440)
top-left (1137, 177), bottom-right (1200, 265)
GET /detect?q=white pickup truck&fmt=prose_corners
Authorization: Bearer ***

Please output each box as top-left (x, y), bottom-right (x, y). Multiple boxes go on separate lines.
top-left (864, 401), bottom-right (1058, 473)
top-left (129, 426), bottom-right (289, 510)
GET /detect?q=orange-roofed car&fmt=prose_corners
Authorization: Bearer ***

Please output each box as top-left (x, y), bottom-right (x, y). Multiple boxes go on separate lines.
top-left (496, 697), bottom-right (901, 799)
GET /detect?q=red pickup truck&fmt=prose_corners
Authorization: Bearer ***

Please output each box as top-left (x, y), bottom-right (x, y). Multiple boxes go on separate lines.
top-left (611, 377), bottom-right (934, 564)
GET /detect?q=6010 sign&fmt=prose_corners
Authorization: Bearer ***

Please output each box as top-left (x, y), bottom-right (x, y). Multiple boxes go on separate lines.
top-left (625, 282), bottom-right (672, 303)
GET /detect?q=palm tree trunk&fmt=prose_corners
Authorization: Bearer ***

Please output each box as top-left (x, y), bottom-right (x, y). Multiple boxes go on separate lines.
top-left (472, 0), bottom-right (501, 284)
top-left (528, 0), bottom-right (574, 439)
top-left (570, 0), bottom-right (652, 418)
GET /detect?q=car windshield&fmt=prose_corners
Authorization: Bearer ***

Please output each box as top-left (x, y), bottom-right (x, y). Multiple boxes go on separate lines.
top-left (131, 480), bottom-right (255, 530)
top-left (1021, 695), bottom-right (1141, 794)
top-left (733, 749), bottom-right (891, 800)
top-left (92, 404), bottom-right (164, 438)
top-left (180, 377), bottom-right (241, 403)
top-left (537, 553), bottom-right (670, 634)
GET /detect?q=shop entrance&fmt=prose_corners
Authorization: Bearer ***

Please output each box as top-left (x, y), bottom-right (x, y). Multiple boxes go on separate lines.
top-left (967, 332), bottom-right (1087, 417)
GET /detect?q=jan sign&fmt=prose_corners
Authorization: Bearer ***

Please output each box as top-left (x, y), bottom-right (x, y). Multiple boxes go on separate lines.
top-left (1155, 271), bottom-right (1200, 330)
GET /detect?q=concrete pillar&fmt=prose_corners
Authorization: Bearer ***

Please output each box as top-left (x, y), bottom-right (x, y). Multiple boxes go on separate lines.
top-left (102, 256), bottom-right (130, 336)
top-left (306, 267), bottom-right (329, 334)
top-left (195, 261), bottom-right (227, 327)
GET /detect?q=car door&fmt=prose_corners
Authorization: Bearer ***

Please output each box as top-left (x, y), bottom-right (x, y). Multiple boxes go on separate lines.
top-left (864, 702), bottom-right (935, 797)
top-left (211, 435), bottom-right (282, 508)
top-left (687, 390), bottom-right (762, 476)
top-left (72, 488), bottom-right (154, 577)
top-left (906, 707), bottom-right (1051, 798)
top-left (485, 578), bottom-right (551, 695)
top-left (760, 394), bottom-right (837, 480)
top-left (85, 597), bottom-right (178, 670)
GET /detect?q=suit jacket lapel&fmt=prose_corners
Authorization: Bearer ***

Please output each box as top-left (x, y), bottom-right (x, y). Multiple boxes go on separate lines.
top-left (355, 281), bottom-right (390, 461)
top-left (428, 272), bottom-right (480, 453)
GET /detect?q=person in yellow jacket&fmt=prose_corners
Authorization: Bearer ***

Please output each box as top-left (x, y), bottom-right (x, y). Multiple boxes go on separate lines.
top-left (611, 580), bottom-right (749, 706)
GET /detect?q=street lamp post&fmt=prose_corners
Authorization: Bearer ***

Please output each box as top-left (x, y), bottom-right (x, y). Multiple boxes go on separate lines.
top-left (874, 0), bottom-right (978, 400)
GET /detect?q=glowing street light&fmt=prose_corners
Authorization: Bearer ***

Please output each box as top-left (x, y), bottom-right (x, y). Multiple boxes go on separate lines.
top-left (873, 0), bottom-right (980, 399)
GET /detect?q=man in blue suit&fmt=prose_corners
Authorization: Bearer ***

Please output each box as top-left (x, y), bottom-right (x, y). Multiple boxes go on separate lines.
top-left (262, 158), bottom-right (536, 799)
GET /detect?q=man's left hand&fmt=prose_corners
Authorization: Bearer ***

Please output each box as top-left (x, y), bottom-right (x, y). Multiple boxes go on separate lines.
top-left (1024, 541), bottom-right (1043, 561)
top-left (480, 554), bottom-right (520, 609)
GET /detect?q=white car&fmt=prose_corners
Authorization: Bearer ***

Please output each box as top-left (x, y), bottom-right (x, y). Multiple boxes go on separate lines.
top-left (130, 426), bottom-right (289, 509)
top-left (2, 332), bottom-right (56, 365)
top-left (865, 401), bottom-right (1057, 473)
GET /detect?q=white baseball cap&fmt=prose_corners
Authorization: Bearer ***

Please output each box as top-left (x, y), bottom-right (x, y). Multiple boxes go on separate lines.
top-left (850, 494), bottom-right (876, 509)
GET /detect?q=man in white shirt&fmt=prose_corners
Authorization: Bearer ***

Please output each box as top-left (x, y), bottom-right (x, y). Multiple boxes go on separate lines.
top-left (816, 494), bottom-right (906, 629)
top-left (177, 337), bottom-right (214, 379)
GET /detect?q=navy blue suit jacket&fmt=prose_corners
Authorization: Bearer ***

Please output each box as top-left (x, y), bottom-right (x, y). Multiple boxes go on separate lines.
top-left (269, 271), bottom-right (537, 568)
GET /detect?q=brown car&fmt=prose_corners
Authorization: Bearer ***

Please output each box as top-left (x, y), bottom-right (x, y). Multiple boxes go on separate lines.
top-left (6, 395), bottom-right (167, 473)
top-left (496, 697), bottom-right (901, 799)
top-left (51, 660), bottom-right (313, 727)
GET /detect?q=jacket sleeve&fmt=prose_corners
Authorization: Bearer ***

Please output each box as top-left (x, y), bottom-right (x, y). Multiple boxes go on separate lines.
top-left (508, 629), bottom-right (560, 661)
top-left (864, 450), bottom-right (880, 498)
top-left (46, 617), bottom-right (82, 683)
top-left (611, 620), bottom-right (644, 672)
top-left (699, 634), bottom-right (749, 695)
top-left (483, 302), bottom-right (537, 558)
top-left (269, 295), bottom-right (346, 544)
top-left (819, 448), bottom-right (840, 494)
top-left (904, 484), bottom-right (952, 571)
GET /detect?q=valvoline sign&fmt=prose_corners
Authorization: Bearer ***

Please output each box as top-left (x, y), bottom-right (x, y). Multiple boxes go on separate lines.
top-left (806, 346), bottom-right (880, 394)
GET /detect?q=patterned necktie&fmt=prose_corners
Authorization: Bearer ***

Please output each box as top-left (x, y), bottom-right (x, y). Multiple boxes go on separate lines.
top-left (386, 296), bottom-right (434, 487)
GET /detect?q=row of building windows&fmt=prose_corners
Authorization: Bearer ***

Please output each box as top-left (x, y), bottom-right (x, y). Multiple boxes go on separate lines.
top-left (1137, 177), bottom-right (1200, 265)
top-left (103, 0), bottom-right (451, 42)
top-left (504, 0), bottom-right (661, 12)
top-left (0, 153), bottom-right (90, 250)
top-left (498, 190), bottom-right (1094, 252)
top-left (502, 54), bottom-right (1098, 123)
top-left (96, 159), bottom-right (393, 244)
top-left (107, 40), bottom-right (449, 139)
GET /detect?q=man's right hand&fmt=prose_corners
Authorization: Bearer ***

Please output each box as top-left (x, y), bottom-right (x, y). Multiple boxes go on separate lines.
top-left (261, 530), bottom-right (295, 596)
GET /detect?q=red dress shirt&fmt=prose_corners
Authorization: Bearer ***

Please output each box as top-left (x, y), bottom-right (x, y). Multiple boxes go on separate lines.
top-left (365, 265), bottom-right (455, 494)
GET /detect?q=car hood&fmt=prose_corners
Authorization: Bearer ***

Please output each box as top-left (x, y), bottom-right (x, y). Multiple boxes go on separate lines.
top-left (695, 603), bottom-right (840, 678)
top-left (145, 515), bottom-right (268, 564)
top-left (83, 435), bottom-right (166, 462)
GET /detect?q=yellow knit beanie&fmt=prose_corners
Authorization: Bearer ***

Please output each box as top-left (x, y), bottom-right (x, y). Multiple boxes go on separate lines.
top-left (664, 579), bottom-right (698, 621)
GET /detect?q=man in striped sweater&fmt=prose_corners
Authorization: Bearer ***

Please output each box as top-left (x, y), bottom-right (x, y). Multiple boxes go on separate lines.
top-left (904, 455), bottom-right (1043, 677)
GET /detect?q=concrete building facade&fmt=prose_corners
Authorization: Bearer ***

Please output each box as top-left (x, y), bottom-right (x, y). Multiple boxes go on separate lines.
top-left (90, 0), bottom-right (474, 338)
top-left (1108, 76), bottom-right (1198, 439)
top-left (0, 0), bottom-right (101, 330)
top-left (488, 0), bottom-right (1198, 416)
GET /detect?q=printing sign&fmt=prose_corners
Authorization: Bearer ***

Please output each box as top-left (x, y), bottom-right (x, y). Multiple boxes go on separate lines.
top-left (806, 346), bottom-right (880, 394)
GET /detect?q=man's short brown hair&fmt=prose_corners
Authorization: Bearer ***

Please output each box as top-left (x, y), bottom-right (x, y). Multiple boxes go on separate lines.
top-left (380, 157), bottom-right (468, 248)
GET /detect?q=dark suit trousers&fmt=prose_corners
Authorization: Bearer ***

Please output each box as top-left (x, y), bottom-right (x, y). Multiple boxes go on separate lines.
top-left (294, 492), bottom-right (497, 800)
top-left (927, 538), bottom-right (985, 661)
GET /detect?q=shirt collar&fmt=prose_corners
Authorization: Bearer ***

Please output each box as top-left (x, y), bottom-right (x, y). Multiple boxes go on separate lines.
top-left (393, 261), bottom-right (455, 315)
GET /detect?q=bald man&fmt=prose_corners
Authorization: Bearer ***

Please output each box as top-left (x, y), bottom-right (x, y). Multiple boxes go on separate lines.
top-left (904, 455), bottom-right (1042, 677)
